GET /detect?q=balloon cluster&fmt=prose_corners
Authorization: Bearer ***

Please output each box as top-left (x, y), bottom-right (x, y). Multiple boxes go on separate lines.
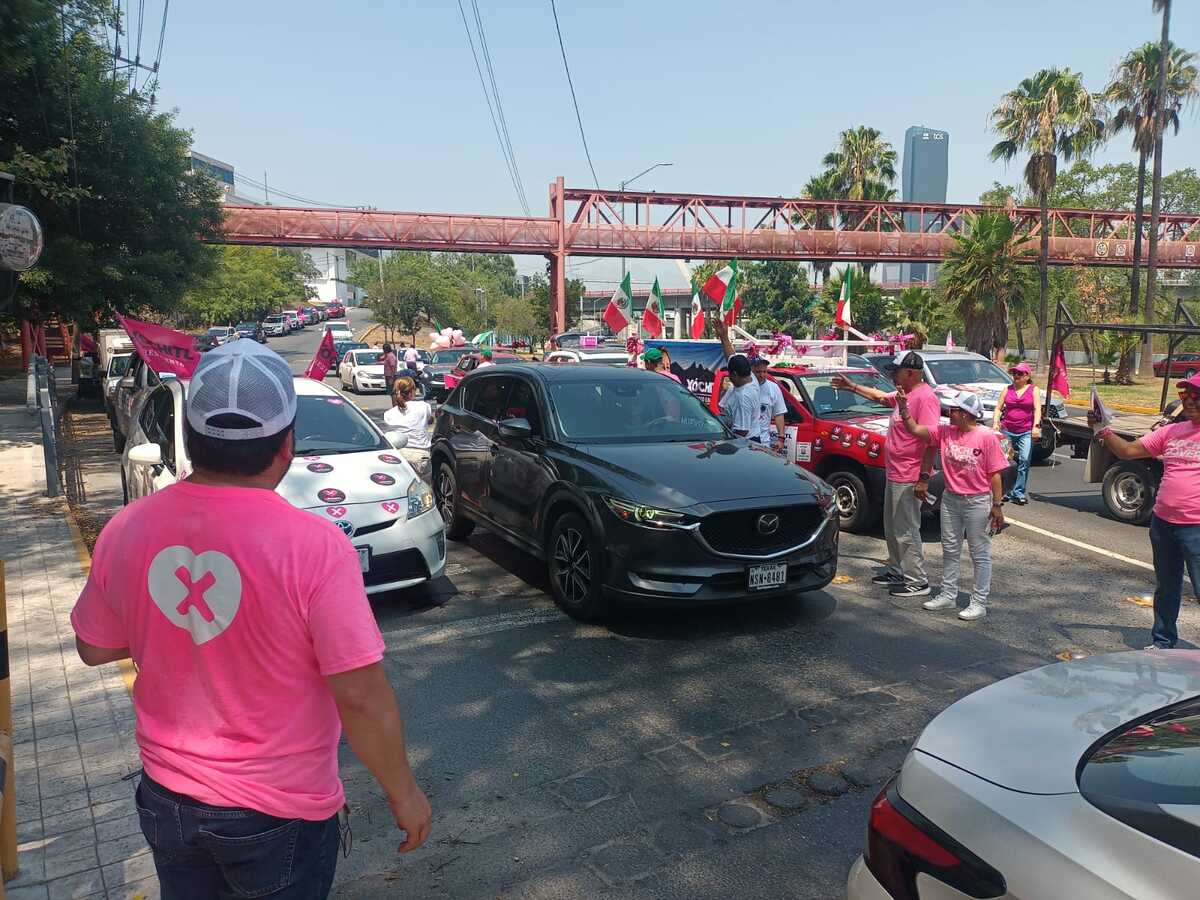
top-left (428, 327), bottom-right (467, 350)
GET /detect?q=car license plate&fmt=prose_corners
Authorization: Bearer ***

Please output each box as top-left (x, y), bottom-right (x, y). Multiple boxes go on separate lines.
top-left (748, 563), bottom-right (787, 591)
top-left (356, 546), bottom-right (370, 573)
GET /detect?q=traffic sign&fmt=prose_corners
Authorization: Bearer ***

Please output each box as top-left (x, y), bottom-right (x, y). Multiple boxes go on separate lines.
top-left (0, 204), bottom-right (43, 272)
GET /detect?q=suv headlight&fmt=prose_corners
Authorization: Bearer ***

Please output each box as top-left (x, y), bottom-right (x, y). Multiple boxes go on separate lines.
top-left (408, 479), bottom-right (434, 518)
top-left (603, 496), bottom-right (694, 529)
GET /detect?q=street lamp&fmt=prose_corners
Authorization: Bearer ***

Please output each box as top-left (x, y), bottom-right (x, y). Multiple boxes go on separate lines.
top-left (620, 162), bottom-right (673, 281)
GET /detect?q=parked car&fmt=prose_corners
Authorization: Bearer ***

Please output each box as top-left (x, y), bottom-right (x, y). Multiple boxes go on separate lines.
top-left (204, 326), bottom-right (237, 347)
top-left (431, 364), bottom-right (839, 620)
top-left (1153, 352), bottom-right (1200, 379)
top-left (235, 321), bottom-right (267, 343)
top-left (422, 346), bottom-right (476, 401)
top-left (327, 302), bottom-right (346, 319)
top-left (284, 312), bottom-right (300, 332)
top-left (323, 321), bottom-right (354, 341)
top-left (333, 340), bottom-right (369, 366)
top-left (103, 351), bottom-right (133, 428)
top-left (263, 315), bottom-right (289, 337)
top-left (441, 350), bottom-right (521, 394)
top-left (339, 348), bottom-right (387, 393)
top-left (545, 348), bottom-right (629, 367)
top-left (550, 331), bottom-right (612, 349)
top-left (110, 353), bottom-right (174, 453)
top-left (121, 376), bottom-right (445, 595)
top-left (847, 650), bottom-right (1200, 900)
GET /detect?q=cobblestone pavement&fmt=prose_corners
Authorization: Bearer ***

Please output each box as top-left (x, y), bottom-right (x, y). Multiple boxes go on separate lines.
top-left (0, 377), bottom-right (156, 900)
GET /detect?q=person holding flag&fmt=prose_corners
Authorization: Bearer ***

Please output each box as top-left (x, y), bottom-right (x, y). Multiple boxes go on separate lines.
top-left (604, 274), bottom-right (634, 336)
top-left (304, 328), bottom-right (339, 381)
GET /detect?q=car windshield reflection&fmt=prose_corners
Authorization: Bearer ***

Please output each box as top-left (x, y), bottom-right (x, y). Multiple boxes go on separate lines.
top-left (797, 373), bottom-right (893, 418)
top-left (927, 359), bottom-right (1010, 385)
top-left (292, 395), bottom-right (389, 455)
top-left (550, 379), bottom-right (727, 442)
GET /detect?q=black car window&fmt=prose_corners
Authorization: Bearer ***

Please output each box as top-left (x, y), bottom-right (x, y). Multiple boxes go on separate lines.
top-left (1079, 697), bottom-right (1200, 858)
top-left (469, 377), bottom-right (511, 422)
top-left (501, 379), bottom-right (542, 434)
top-left (550, 377), bottom-right (725, 442)
top-left (139, 385), bottom-right (175, 471)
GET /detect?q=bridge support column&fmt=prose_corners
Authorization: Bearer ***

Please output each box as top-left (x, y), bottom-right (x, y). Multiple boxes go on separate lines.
top-left (549, 177), bottom-right (566, 336)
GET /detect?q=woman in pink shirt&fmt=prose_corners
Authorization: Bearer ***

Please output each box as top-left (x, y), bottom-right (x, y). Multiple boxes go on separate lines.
top-left (1092, 373), bottom-right (1200, 649)
top-left (898, 390), bottom-right (1007, 621)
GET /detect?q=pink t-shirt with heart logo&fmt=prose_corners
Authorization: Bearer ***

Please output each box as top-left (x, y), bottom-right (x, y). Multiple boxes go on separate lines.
top-left (71, 481), bottom-right (385, 820)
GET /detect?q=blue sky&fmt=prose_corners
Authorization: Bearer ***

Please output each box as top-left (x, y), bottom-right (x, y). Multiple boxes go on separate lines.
top-left (151, 1), bottom-right (1200, 288)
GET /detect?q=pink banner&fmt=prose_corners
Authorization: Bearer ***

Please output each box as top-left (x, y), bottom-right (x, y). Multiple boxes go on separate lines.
top-left (1050, 342), bottom-right (1071, 399)
top-left (117, 314), bottom-right (200, 379)
top-left (305, 328), bottom-right (338, 380)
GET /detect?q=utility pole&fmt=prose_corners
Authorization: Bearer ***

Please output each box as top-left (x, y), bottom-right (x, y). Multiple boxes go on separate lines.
top-left (618, 162), bottom-right (674, 281)
top-left (263, 170), bottom-right (269, 205)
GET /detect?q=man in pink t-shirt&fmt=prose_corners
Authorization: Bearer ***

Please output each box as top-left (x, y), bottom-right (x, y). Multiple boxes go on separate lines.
top-left (833, 351), bottom-right (941, 597)
top-left (1092, 373), bottom-right (1200, 649)
top-left (71, 341), bottom-right (430, 898)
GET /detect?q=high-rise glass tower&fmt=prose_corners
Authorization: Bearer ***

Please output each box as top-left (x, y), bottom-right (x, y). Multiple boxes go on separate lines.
top-left (900, 126), bottom-right (949, 285)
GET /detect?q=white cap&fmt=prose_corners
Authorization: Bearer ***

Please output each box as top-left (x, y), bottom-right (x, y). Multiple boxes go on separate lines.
top-left (186, 340), bottom-right (297, 440)
top-left (943, 391), bottom-right (984, 419)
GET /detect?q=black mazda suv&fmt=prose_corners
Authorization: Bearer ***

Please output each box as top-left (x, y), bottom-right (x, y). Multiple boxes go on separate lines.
top-left (431, 364), bottom-right (839, 621)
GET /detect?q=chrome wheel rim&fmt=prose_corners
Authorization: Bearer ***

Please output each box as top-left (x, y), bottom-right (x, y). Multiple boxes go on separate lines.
top-left (437, 471), bottom-right (455, 523)
top-left (832, 483), bottom-right (858, 519)
top-left (1112, 472), bottom-right (1145, 514)
top-left (553, 528), bottom-right (591, 606)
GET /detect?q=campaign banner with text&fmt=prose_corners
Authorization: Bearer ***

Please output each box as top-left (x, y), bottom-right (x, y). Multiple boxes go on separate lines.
top-left (117, 314), bottom-right (200, 379)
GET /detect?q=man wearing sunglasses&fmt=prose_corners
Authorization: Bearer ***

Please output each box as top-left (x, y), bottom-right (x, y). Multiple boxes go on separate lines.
top-left (1091, 373), bottom-right (1200, 649)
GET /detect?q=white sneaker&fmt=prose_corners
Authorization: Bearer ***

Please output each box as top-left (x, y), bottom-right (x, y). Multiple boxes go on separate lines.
top-left (958, 602), bottom-right (987, 621)
top-left (923, 595), bottom-right (957, 611)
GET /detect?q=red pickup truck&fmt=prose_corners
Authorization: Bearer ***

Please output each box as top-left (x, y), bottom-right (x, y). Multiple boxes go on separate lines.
top-left (708, 365), bottom-right (981, 532)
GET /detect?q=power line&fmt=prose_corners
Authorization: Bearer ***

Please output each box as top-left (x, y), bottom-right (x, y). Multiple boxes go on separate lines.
top-left (549, 0), bottom-right (599, 188)
top-left (455, 0), bottom-right (530, 215)
top-left (470, 0), bottom-right (529, 214)
top-left (232, 172), bottom-right (352, 209)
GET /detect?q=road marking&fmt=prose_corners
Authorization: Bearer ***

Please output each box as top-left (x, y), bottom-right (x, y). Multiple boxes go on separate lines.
top-left (382, 607), bottom-right (566, 651)
top-left (1004, 515), bottom-right (1154, 572)
top-left (1051, 453), bottom-right (1082, 462)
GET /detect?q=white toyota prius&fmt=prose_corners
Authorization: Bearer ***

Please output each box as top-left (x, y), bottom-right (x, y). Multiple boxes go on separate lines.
top-left (120, 376), bottom-right (446, 595)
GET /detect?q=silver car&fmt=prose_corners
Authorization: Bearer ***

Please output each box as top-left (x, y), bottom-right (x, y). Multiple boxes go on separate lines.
top-left (847, 651), bottom-right (1200, 899)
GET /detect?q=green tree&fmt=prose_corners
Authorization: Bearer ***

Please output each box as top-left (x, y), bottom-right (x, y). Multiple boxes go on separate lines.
top-left (818, 266), bottom-right (888, 334)
top-left (1106, 40), bottom-right (1198, 339)
top-left (179, 247), bottom-right (316, 326)
top-left (990, 67), bottom-right (1106, 371)
top-left (801, 171), bottom-right (842, 284)
top-left (937, 211), bottom-right (1037, 358)
top-left (349, 252), bottom-right (453, 343)
top-left (821, 126), bottom-right (897, 201)
top-left (2, 1), bottom-right (222, 331)
top-left (492, 295), bottom-right (543, 345)
top-left (889, 286), bottom-right (944, 348)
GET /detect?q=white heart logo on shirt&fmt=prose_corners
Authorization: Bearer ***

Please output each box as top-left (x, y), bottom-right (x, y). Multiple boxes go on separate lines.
top-left (146, 546), bottom-right (241, 646)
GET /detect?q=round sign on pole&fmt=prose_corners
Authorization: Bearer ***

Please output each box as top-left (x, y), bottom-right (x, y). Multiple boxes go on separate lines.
top-left (0, 204), bottom-right (44, 272)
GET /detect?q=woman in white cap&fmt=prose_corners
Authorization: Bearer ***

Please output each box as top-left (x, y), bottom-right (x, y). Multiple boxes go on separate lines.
top-left (897, 390), bottom-right (1008, 621)
top-left (992, 361), bottom-right (1040, 505)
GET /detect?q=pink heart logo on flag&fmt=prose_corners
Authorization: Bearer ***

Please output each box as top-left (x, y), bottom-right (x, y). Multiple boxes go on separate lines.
top-left (381, 501), bottom-right (400, 514)
top-left (326, 506), bottom-right (347, 519)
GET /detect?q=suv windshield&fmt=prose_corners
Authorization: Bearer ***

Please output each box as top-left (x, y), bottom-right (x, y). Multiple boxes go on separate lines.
top-left (796, 372), bottom-right (894, 418)
top-left (926, 358), bottom-right (1010, 385)
top-left (109, 355), bottom-right (132, 377)
top-left (432, 349), bottom-right (470, 364)
top-left (550, 378), bottom-right (727, 442)
top-left (293, 395), bottom-right (389, 456)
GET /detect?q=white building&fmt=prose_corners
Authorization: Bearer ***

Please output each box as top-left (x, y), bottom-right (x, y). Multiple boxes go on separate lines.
top-left (299, 248), bottom-right (374, 307)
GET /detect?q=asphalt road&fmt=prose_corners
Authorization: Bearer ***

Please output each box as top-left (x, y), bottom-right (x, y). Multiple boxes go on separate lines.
top-left (265, 310), bottom-right (1185, 899)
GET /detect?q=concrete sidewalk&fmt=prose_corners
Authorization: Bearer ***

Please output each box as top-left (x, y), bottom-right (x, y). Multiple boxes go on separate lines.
top-left (0, 375), bottom-right (156, 900)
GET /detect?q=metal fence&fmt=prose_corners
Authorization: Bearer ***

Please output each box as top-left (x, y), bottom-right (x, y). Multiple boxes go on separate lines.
top-left (29, 356), bottom-right (61, 498)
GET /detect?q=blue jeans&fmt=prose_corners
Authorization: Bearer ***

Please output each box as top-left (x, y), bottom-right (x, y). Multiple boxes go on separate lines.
top-left (1149, 515), bottom-right (1200, 649)
top-left (1003, 429), bottom-right (1032, 500)
top-left (136, 775), bottom-right (341, 899)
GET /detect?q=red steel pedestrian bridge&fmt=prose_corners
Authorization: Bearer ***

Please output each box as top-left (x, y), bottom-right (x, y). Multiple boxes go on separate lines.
top-left (215, 177), bottom-right (1200, 333)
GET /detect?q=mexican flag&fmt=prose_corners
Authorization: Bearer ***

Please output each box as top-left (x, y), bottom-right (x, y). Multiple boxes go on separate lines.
top-left (689, 291), bottom-right (706, 338)
top-left (642, 278), bottom-right (665, 338)
top-left (603, 273), bottom-right (633, 335)
top-left (702, 260), bottom-right (741, 325)
top-left (835, 267), bottom-right (853, 328)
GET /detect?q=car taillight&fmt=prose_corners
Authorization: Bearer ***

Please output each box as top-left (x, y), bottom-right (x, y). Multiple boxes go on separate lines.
top-left (865, 779), bottom-right (1005, 900)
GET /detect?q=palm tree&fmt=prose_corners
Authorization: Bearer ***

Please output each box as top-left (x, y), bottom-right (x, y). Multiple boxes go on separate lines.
top-left (1143, 0), bottom-right (1176, 375)
top-left (938, 212), bottom-right (1036, 358)
top-left (802, 170), bottom-right (842, 285)
top-left (1106, 40), bottom-right (1198, 334)
top-left (822, 127), bottom-right (897, 200)
top-left (892, 286), bottom-right (937, 348)
top-left (990, 68), bottom-right (1106, 371)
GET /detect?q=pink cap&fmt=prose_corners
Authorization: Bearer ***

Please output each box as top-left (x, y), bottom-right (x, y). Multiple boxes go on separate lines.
top-left (1177, 372), bottom-right (1200, 392)
top-left (1009, 362), bottom-right (1032, 375)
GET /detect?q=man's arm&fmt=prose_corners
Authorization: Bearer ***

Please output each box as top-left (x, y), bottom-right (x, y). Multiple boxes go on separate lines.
top-left (714, 319), bottom-right (735, 358)
top-left (829, 373), bottom-right (890, 404)
top-left (896, 389), bottom-right (933, 442)
top-left (991, 391), bottom-right (1005, 430)
top-left (915, 446), bottom-right (937, 501)
top-left (327, 663), bottom-right (431, 853)
top-left (75, 638), bottom-right (130, 667)
top-left (1032, 387), bottom-right (1042, 436)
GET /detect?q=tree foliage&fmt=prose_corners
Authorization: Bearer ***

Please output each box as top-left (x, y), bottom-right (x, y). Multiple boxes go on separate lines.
top-left (1, 1), bottom-right (222, 327)
top-left (817, 266), bottom-right (889, 334)
top-left (177, 247), bottom-right (315, 327)
top-left (349, 251), bottom-right (454, 343)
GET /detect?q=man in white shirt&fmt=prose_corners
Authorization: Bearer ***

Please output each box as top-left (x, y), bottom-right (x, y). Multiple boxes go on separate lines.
top-left (751, 355), bottom-right (787, 449)
top-left (403, 345), bottom-right (420, 373)
top-left (718, 355), bottom-right (762, 439)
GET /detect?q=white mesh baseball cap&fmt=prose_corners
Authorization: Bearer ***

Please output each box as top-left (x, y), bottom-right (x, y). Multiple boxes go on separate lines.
top-left (186, 340), bottom-right (297, 440)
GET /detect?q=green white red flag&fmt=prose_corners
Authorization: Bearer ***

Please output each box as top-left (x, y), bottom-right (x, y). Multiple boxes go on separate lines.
top-left (702, 260), bottom-right (741, 325)
top-left (835, 267), bottom-right (852, 329)
top-left (603, 273), bottom-right (633, 335)
top-left (642, 278), bottom-right (665, 338)
top-left (689, 290), bottom-right (706, 338)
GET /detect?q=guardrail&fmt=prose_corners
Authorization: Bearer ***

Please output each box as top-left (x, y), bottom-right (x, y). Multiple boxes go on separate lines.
top-left (30, 357), bottom-right (60, 498)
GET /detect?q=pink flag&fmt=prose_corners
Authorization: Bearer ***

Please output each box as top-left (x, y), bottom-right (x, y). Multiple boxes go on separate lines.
top-left (116, 314), bottom-right (200, 379)
top-left (1050, 342), bottom-right (1070, 398)
top-left (305, 329), bottom-right (338, 380)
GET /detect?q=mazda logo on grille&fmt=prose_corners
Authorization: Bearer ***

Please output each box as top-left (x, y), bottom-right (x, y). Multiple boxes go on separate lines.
top-left (756, 513), bottom-right (780, 535)
top-left (336, 520), bottom-right (355, 538)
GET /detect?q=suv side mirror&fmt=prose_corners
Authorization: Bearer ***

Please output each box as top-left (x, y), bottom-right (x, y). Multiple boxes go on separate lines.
top-left (498, 417), bottom-right (533, 439)
top-left (128, 443), bottom-right (163, 467)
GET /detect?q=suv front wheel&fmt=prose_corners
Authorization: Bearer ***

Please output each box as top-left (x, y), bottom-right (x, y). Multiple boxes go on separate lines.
top-left (547, 512), bottom-right (607, 621)
top-left (435, 463), bottom-right (475, 541)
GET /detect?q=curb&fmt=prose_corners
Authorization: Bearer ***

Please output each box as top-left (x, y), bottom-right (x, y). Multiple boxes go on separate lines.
top-left (1105, 401), bottom-right (1161, 415)
top-left (61, 500), bottom-right (137, 695)
top-left (356, 322), bottom-right (383, 344)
